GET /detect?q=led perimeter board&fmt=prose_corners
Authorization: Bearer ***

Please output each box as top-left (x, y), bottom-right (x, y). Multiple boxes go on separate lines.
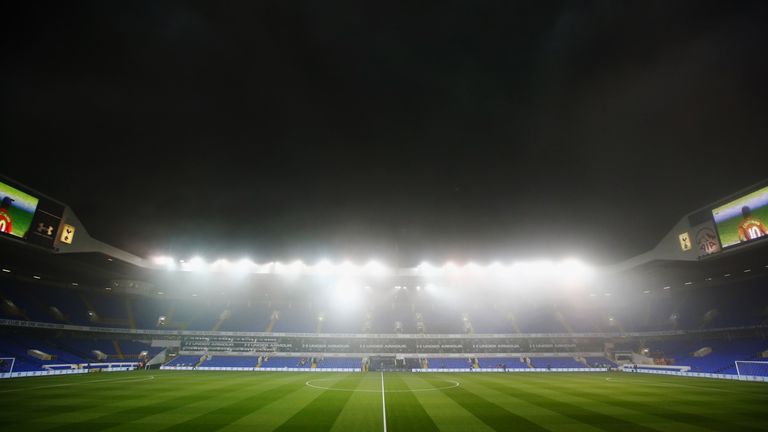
top-left (712, 185), bottom-right (768, 249)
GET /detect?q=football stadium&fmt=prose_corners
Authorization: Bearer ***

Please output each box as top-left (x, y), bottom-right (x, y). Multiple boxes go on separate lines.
top-left (4, 2), bottom-right (768, 431)
top-left (0, 175), bottom-right (767, 431)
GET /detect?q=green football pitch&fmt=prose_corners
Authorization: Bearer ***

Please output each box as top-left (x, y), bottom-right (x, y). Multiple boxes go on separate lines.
top-left (0, 371), bottom-right (767, 431)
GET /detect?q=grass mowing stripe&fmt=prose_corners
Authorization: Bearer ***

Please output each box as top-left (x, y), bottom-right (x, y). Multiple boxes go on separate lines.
top-left (436, 376), bottom-right (605, 432)
top-left (272, 374), bottom-right (364, 432)
top-left (2, 371), bottom-right (767, 432)
top-left (528, 376), bottom-right (767, 431)
top-left (0, 372), bottom-right (203, 426)
top-left (383, 373), bottom-right (440, 432)
top-left (328, 373), bottom-right (385, 432)
top-left (217, 374), bottom-right (349, 431)
top-left (406, 374), bottom-right (495, 432)
top-left (38, 374), bottom-right (269, 432)
top-left (418, 374), bottom-right (549, 432)
top-left (154, 373), bottom-right (315, 432)
top-left (487, 375), bottom-right (713, 432)
top-left (471, 375), bottom-right (658, 432)
top-left (565, 374), bottom-right (768, 400)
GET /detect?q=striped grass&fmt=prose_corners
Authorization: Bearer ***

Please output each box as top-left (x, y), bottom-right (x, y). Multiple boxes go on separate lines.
top-left (0, 371), bottom-right (766, 431)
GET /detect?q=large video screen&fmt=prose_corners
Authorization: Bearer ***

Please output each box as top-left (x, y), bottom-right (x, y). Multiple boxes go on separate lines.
top-left (0, 180), bottom-right (40, 239)
top-left (712, 185), bottom-right (768, 249)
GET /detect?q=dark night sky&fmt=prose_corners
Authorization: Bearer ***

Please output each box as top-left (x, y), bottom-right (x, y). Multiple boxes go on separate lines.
top-left (1, 1), bottom-right (767, 266)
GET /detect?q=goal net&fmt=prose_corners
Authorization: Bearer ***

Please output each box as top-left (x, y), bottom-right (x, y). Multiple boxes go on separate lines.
top-left (734, 361), bottom-right (768, 378)
top-left (0, 357), bottom-right (15, 377)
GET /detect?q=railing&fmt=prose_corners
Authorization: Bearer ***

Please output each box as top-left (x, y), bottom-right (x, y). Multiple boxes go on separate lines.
top-left (1, 318), bottom-right (765, 339)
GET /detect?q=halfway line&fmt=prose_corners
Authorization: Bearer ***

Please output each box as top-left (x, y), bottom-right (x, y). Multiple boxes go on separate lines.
top-left (381, 371), bottom-right (387, 432)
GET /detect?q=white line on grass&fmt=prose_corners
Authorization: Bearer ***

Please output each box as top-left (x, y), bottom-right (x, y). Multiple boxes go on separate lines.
top-left (381, 372), bottom-right (387, 432)
top-left (0, 375), bottom-right (155, 393)
top-left (305, 378), bottom-right (460, 393)
top-left (604, 377), bottom-right (737, 393)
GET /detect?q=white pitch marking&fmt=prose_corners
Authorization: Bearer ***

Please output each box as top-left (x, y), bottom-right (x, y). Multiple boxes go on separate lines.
top-left (604, 377), bottom-right (737, 393)
top-left (0, 375), bottom-right (155, 393)
top-left (305, 378), bottom-right (460, 393)
top-left (381, 372), bottom-right (387, 432)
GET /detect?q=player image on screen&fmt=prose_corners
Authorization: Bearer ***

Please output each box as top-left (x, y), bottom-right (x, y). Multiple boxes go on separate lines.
top-left (738, 206), bottom-right (768, 242)
top-left (712, 185), bottom-right (768, 249)
top-left (0, 197), bottom-right (14, 234)
top-left (0, 180), bottom-right (40, 240)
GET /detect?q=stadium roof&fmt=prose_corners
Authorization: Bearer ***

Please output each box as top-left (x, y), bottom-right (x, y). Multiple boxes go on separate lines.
top-left (3, 2), bottom-right (768, 265)
top-left (1, 229), bottom-right (766, 300)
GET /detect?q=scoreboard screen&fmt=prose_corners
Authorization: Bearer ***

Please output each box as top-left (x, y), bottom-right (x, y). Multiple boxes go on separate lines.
top-left (712, 185), bottom-right (768, 249)
top-left (0, 178), bottom-right (65, 249)
top-left (0, 180), bottom-right (39, 240)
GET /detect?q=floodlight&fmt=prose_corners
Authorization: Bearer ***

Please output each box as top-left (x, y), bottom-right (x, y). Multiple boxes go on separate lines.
top-left (465, 262), bottom-right (482, 275)
top-left (254, 261), bottom-right (275, 274)
top-left (187, 256), bottom-right (207, 272)
top-left (234, 258), bottom-right (254, 273)
top-left (313, 259), bottom-right (334, 275)
top-left (488, 262), bottom-right (504, 274)
top-left (333, 278), bottom-right (362, 311)
top-left (152, 256), bottom-right (176, 270)
top-left (211, 259), bottom-right (229, 271)
top-left (338, 260), bottom-right (358, 276)
top-left (417, 262), bottom-right (439, 276)
top-left (287, 260), bottom-right (306, 274)
top-left (443, 261), bottom-right (459, 274)
top-left (363, 260), bottom-right (389, 276)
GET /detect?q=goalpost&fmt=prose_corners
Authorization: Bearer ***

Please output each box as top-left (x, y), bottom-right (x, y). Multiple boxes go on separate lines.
top-left (734, 361), bottom-right (768, 378)
top-left (0, 357), bottom-right (16, 378)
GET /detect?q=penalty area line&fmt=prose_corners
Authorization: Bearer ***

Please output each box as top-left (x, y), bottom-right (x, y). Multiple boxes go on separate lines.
top-left (604, 377), bottom-right (737, 393)
top-left (0, 374), bottom-right (156, 393)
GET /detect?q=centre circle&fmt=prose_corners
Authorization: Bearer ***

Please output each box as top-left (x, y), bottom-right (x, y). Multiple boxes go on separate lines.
top-left (305, 378), bottom-right (460, 393)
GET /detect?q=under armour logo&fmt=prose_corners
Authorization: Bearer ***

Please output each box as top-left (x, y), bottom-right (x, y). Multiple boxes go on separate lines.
top-left (37, 223), bottom-right (54, 236)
